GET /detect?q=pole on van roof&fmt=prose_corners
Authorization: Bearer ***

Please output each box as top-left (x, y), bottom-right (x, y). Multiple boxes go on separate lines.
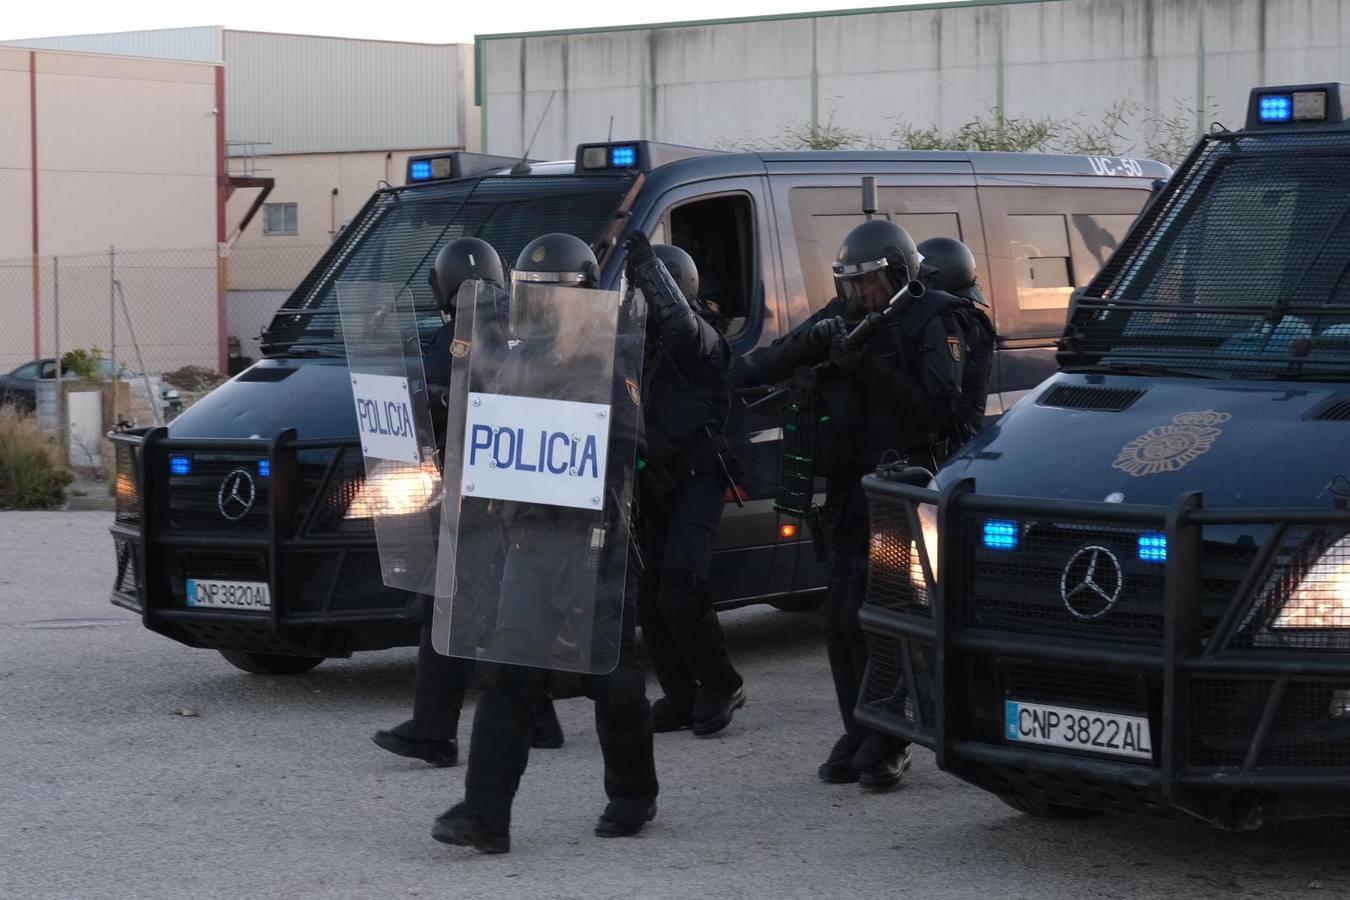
top-left (861, 176), bottom-right (878, 220)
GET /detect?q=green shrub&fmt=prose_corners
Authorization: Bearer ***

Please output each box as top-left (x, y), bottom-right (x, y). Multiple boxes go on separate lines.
top-left (0, 407), bottom-right (74, 509)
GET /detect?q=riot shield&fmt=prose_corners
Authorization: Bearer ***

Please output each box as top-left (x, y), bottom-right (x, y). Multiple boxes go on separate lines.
top-left (432, 282), bottom-right (645, 675)
top-left (337, 282), bottom-right (442, 594)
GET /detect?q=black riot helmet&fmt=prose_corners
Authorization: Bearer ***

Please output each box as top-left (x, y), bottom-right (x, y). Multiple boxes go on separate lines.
top-left (832, 219), bottom-right (924, 316)
top-left (917, 237), bottom-right (977, 294)
top-left (511, 233), bottom-right (599, 289)
top-left (429, 237), bottom-right (504, 316)
top-left (652, 244), bottom-right (700, 304)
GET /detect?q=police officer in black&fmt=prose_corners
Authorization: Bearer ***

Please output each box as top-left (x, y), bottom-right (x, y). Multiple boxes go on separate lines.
top-left (624, 233), bottom-right (746, 736)
top-left (746, 220), bottom-right (969, 789)
top-left (372, 237), bottom-right (563, 769)
top-left (915, 237), bottom-right (996, 447)
top-left (433, 233), bottom-right (658, 854)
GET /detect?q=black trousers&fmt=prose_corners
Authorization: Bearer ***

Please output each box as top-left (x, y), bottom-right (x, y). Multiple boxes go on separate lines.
top-left (412, 623), bottom-right (474, 741)
top-left (823, 477), bottom-right (908, 751)
top-left (637, 471), bottom-right (741, 700)
top-left (462, 554), bottom-right (657, 831)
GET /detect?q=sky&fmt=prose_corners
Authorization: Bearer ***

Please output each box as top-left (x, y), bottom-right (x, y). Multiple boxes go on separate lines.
top-left (4, 0), bottom-right (962, 44)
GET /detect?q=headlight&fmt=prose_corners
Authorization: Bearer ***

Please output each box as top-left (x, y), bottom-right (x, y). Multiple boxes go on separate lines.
top-left (344, 464), bottom-right (441, 519)
top-left (911, 503), bottom-right (939, 590)
top-left (1272, 536), bottom-right (1350, 629)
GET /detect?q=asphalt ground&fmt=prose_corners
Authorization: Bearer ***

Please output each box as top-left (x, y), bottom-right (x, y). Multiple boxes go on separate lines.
top-left (4, 511), bottom-right (1350, 899)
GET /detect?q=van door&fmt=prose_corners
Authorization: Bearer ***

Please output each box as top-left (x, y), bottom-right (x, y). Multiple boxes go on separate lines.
top-left (639, 176), bottom-right (797, 605)
top-left (977, 186), bottom-right (1152, 411)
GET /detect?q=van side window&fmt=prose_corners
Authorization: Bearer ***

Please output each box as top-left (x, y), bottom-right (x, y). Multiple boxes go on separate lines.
top-left (668, 194), bottom-right (754, 336)
top-left (1009, 215), bottom-right (1074, 311)
top-left (789, 187), bottom-right (960, 311)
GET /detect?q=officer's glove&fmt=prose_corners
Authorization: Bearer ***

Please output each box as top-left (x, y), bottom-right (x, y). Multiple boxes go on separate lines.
top-left (829, 331), bottom-right (866, 371)
top-left (624, 231), bottom-right (656, 276)
top-left (808, 315), bottom-right (846, 351)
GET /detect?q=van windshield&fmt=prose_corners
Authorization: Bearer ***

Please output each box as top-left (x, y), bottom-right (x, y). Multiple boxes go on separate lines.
top-left (262, 173), bottom-right (637, 357)
top-left (1063, 131), bottom-right (1350, 380)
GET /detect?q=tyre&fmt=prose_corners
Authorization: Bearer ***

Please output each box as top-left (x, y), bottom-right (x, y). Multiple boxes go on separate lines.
top-left (770, 593), bottom-right (825, 613)
top-left (998, 793), bottom-right (1103, 819)
top-left (218, 649), bottom-right (325, 675)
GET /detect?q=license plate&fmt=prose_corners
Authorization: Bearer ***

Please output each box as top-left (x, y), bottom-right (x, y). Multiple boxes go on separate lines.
top-left (1004, 699), bottom-right (1153, 760)
top-left (186, 578), bottom-right (271, 612)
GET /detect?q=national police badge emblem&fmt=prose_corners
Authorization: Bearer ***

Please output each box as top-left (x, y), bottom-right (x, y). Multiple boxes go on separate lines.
top-left (450, 339), bottom-right (471, 358)
top-left (626, 378), bottom-right (641, 406)
top-left (947, 337), bottom-right (963, 362)
top-left (1112, 409), bottom-right (1231, 477)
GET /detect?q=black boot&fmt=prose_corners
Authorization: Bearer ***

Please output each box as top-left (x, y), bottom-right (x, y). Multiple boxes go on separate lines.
top-left (651, 693), bottom-right (695, 733)
top-left (432, 802), bottom-right (510, 854)
top-left (817, 732), bottom-right (864, 784)
top-left (691, 683), bottom-right (746, 737)
top-left (531, 696), bottom-right (565, 749)
top-left (372, 719), bottom-right (457, 767)
top-left (594, 798), bottom-right (657, 838)
top-left (854, 736), bottom-right (911, 792)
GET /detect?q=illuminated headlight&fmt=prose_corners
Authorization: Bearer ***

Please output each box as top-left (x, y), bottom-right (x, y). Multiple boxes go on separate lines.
top-left (344, 464), bottom-right (441, 519)
top-left (910, 503), bottom-right (940, 590)
top-left (1272, 536), bottom-right (1350, 629)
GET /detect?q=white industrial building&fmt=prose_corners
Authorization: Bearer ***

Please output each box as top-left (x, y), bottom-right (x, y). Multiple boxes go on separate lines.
top-left (474, 0), bottom-right (1350, 159)
top-left (3, 27), bottom-right (477, 364)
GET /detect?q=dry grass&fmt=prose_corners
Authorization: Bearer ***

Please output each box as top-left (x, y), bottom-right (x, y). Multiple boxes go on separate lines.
top-left (0, 406), bottom-right (74, 509)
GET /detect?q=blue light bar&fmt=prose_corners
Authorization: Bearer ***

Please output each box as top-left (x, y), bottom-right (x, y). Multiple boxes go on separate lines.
top-left (1138, 532), bottom-right (1168, 563)
top-left (169, 455), bottom-right (192, 476)
top-left (609, 145), bottom-right (638, 168)
top-left (1259, 94), bottom-right (1293, 122)
top-left (409, 160), bottom-right (433, 181)
top-left (258, 460), bottom-right (270, 478)
top-left (983, 519), bottom-right (1019, 551)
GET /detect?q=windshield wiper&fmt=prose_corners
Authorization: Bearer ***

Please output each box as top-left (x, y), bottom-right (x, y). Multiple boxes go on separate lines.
top-left (1066, 361), bottom-right (1225, 379)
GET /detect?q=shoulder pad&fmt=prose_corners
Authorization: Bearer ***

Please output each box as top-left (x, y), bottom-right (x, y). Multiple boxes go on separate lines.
top-left (898, 290), bottom-right (959, 338)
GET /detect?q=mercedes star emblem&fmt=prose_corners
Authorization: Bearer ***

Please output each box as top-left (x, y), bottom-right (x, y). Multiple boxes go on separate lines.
top-left (1060, 545), bottom-right (1124, 620)
top-left (217, 468), bottom-right (257, 521)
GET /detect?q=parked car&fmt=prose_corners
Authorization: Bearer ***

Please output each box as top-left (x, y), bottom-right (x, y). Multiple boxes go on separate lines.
top-left (0, 357), bottom-right (181, 417)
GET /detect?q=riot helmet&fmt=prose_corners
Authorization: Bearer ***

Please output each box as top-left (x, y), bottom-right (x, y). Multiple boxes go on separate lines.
top-left (511, 233), bottom-right (599, 288)
top-left (652, 244), bottom-right (700, 304)
top-left (429, 237), bottom-right (504, 316)
top-left (916, 237), bottom-right (977, 294)
top-left (832, 219), bottom-right (924, 316)
top-left (510, 233), bottom-right (600, 343)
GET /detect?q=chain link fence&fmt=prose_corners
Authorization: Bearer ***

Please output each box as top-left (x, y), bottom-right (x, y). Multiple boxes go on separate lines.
top-left (0, 243), bottom-right (330, 473)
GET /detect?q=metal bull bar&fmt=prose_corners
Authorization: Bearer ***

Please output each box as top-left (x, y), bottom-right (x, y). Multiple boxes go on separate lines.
top-left (856, 474), bottom-right (1350, 827)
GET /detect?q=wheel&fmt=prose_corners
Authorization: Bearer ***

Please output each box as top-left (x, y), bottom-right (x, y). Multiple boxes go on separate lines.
top-left (770, 593), bottom-right (825, 613)
top-left (218, 649), bottom-right (324, 675)
top-left (998, 793), bottom-right (1103, 819)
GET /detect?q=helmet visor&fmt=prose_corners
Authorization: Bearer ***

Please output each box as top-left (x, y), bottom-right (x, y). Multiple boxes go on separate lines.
top-left (834, 268), bottom-right (896, 313)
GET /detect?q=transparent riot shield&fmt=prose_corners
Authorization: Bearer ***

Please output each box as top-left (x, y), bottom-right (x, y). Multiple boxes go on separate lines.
top-left (432, 282), bottom-right (645, 675)
top-left (337, 282), bottom-right (442, 594)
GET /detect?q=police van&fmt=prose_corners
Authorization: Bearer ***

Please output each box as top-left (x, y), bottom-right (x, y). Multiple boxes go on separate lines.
top-left (858, 83), bottom-right (1350, 828)
top-left (108, 141), bottom-right (1163, 674)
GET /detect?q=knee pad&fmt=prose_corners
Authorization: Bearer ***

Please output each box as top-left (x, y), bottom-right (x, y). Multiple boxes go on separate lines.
top-left (655, 569), bottom-right (710, 625)
top-left (592, 662), bottom-right (648, 722)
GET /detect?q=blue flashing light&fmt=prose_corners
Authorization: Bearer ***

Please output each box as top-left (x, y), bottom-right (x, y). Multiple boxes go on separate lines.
top-left (169, 455), bottom-right (192, 476)
top-left (1259, 94), bottom-right (1293, 122)
top-left (982, 519), bottom-right (1019, 551)
top-left (409, 160), bottom-right (433, 181)
top-left (609, 145), bottom-right (638, 168)
top-left (1138, 532), bottom-right (1168, 564)
top-left (258, 460), bottom-right (270, 478)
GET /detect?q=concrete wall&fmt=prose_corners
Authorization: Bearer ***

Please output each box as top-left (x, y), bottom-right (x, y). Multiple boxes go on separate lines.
top-left (477, 0), bottom-right (1350, 159)
top-left (0, 47), bottom-right (220, 373)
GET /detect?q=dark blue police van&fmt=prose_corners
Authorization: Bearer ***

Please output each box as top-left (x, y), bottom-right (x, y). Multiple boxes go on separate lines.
top-left (107, 141), bottom-right (1163, 675)
top-left (859, 84), bottom-right (1350, 828)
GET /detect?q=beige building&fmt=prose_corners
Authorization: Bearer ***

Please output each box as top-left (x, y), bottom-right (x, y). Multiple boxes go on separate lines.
top-left (5, 27), bottom-right (478, 365)
top-left (0, 45), bottom-right (221, 373)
